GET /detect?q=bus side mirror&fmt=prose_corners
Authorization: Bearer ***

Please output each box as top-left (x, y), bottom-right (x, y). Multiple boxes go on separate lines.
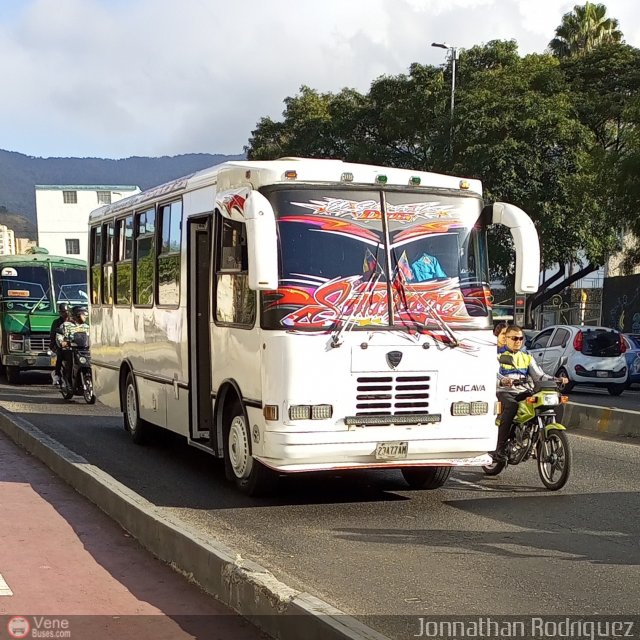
top-left (490, 202), bottom-right (540, 294)
top-left (244, 191), bottom-right (278, 290)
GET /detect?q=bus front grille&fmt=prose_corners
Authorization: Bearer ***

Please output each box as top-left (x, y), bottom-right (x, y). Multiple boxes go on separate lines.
top-left (28, 335), bottom-right (49, 353)
top-left (355, 374), bottom-right (431, 416)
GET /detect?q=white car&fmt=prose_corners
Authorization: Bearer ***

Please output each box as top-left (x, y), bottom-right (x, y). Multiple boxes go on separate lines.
top-left (528, 324), bottom-right (628, 396)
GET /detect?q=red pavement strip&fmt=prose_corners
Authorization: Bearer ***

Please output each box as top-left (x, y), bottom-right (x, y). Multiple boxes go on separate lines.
top-left (0, 432), bottom-right (266, 640)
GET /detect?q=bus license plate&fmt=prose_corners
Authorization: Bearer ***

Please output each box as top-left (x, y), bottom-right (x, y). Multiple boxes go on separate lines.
top-left (375, 441), bottom-right (408, 460)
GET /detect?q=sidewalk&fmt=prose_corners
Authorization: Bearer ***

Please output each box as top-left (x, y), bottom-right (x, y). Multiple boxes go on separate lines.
top-left (0, 432), bottom-right (265, 640)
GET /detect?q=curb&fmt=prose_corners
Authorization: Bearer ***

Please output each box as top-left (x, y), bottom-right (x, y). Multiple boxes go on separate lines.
top-left (0, 407), bottom-right (388, 640)
top-left (564, 402), bottom-right (640, 438)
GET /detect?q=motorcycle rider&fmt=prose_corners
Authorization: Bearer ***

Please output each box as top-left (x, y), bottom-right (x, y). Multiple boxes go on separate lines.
top-left (55, 306), bottom-right (90, 386)
top-left (494, 325), bottom-right (567, 462)
top-left (50, 303), bottom-right (70, 385)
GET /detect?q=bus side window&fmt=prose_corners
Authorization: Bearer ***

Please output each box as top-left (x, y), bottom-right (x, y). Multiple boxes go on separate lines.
top-left (90, 225), bottom-right (103, 306)
top-left (214, 217), bottom-right (255, 326)
top-left (134, 208), bottom-right (156, 306)
top-left (157, 201), bottom-right (182, 307)
top-left (102, 222), bottom-right (115, 305)
top-left (115, 216), bottom-right (133, 306)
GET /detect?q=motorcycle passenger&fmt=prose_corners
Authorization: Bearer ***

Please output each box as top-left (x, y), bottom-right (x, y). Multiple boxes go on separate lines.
top-left (494, 325), bottom-right (567, 462)
top-left (50, 303), bottom-right (70, 385)
top-left (56, 306), bottom-right (90, 385)
top-left (493, 322), bottom-right (508, 353)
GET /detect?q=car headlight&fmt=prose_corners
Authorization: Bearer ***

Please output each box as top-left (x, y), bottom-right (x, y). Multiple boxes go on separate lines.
top-left (542, 393), bottom-right (560, 406)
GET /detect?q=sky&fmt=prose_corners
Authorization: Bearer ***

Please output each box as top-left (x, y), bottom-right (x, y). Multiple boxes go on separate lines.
top-left (0, 0), bottom-right (638, 160)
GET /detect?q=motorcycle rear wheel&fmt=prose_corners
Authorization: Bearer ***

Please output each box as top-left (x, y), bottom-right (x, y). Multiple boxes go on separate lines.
top-left (537, 429), bottom-right (571, 490)
top-left (81, 371), bottom-right (96, 404)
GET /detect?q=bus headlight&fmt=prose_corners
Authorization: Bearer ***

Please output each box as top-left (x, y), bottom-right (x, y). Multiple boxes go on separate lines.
top-left (470, 401), bottom-right (489, 415)
top-left (451, 401), bottom-right (470, 416)
top-left (289, 404), bottom-right (334, 420)
top-left (9, 334), bottom-right (24, 352)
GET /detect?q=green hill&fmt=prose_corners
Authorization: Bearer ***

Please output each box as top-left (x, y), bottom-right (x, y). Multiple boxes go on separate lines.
top-left (0, 148), bottom-right (245, 237)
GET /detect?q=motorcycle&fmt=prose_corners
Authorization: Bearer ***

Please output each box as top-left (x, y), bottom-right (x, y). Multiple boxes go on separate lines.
top-left (483, 357), bottom-right (572, 491)
top-left (56, 332), bottom-right (96, 404)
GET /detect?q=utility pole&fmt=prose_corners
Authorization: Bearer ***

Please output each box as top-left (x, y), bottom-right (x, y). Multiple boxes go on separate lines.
top-left (431, 42), bottom-right (458, 159)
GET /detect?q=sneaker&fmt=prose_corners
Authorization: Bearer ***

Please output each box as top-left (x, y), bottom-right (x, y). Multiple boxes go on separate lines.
top-left (490, 449), bottom-right (507, 463)
top-left (51, 372), bottom-right (60, 385)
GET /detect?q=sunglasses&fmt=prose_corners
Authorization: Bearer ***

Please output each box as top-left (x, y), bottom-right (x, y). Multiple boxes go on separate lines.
top-left (507, 336), bottom-right (524, 342)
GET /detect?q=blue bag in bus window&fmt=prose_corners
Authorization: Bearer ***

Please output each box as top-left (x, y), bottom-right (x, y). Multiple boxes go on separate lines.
top-left (410, 253), bottom-right (447, 281)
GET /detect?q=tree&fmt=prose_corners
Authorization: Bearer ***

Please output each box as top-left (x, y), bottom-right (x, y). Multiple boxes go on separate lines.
top-left (549, 2), bottom-right (623, 59)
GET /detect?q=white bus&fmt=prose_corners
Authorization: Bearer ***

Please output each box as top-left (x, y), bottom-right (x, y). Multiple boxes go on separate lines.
top-left (88, 159), bottom-right (539, 495)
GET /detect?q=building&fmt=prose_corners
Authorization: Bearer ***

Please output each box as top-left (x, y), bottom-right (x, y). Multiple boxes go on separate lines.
top-left (0, 224), bottom-right (16, 255)
top-left (36, 185), bottom-right (140, 260)
top-left (15, 238), bottom-right (37, 254)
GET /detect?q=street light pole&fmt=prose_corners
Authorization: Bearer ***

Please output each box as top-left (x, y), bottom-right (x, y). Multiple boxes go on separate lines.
top-left (431, 42), bottom-right (458, 159)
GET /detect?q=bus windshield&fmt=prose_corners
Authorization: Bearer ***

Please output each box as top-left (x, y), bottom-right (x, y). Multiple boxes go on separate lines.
top-left (0, 264), bottom-right (52, 312)
top-left (262, 188), bottom-right (491, 331)
top-left (52, 266), bottom-right (89, 305)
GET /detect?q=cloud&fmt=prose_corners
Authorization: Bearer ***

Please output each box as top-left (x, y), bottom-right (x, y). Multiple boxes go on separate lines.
top-left (0, 0), bottom-right (637, 159)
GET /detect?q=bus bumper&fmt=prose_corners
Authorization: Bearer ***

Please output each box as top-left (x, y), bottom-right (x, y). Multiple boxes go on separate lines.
top-left (257, 428), bottom-right (494, 472)
top-left (2, 354), bottom-right (54, 370)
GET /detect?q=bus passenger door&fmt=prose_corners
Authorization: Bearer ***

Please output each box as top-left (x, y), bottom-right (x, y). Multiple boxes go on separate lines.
top-left (188, 217), bottom-right (214, 443)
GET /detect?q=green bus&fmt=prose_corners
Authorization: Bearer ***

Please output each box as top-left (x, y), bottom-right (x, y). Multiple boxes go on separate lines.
top-left (0, 252), bottom-right (88, 383)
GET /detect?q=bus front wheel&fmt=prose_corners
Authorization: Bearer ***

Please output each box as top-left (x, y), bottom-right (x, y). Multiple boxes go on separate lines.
top-left (5, 366), bottom-right (20, 384)
top-left (223, 404), bottom-right (277, 497)
top-left (401, 466), bottom-right (452, 489)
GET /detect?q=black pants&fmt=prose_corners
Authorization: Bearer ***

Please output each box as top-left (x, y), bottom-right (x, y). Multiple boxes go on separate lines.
top-left (53, 347), bottom-right (64, 375)
top-left (496, 390), bottom-right (531, 450)
top-left (58, 350), bottom-right (73, 382)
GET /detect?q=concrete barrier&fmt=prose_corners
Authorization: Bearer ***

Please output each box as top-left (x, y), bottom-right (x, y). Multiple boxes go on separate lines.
top-left (564, 402), bottom-right (640, 438)
top-left (0, 407), bottom-right (388, 640)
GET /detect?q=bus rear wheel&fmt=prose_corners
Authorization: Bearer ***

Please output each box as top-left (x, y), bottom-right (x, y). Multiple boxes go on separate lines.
top-left (123, 372), bottom-right (150, 445)
top-left (224, 404), bottom-right (277, 497)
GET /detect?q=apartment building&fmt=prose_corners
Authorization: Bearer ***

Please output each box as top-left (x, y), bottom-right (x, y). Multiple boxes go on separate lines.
top-left (0, 224), bottom-right (16, 255)
top-left (36, 185), bottom-right (140, 260)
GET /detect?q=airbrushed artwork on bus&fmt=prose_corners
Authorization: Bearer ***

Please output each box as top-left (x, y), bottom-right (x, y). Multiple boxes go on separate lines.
top-left (262, 193), bottom-right (492, 336)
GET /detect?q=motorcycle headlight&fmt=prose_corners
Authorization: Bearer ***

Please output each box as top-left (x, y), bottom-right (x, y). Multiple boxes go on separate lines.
top-left (78, 356), bottom-right (87, 364)
top-left (542, 393), bottom-right (560, 406)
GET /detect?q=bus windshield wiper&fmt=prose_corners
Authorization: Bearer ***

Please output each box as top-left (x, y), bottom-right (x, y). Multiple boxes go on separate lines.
top-left (28, 289), bottom-right (50, 316)
top-left (330, 271), bottom-right (383, 348)
top-left (395, 276), bottom-right (460, 348)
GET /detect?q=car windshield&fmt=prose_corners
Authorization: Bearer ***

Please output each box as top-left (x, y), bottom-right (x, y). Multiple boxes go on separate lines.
top-left (52, 266), bottom-right (89, 305)
top-left (0, 264), bottom-right (51, 311)
top-left (581, 329), bottom-right (621, 357)
top-left (262, 187), bottom-right (491, 331)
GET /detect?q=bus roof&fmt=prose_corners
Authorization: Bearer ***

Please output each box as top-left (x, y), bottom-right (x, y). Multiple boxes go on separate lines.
top-left (0, 254), bottom-right (87, 267)
top-left (88, 158), bottom-right (484, 222)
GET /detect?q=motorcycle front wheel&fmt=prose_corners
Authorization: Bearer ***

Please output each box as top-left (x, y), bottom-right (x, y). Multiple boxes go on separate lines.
top-left (81, 371), bottom-right (96, 404)
top-left (537, 429), bottom-right (571, 490)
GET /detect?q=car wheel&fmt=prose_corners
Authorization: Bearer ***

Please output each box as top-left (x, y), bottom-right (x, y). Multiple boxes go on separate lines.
top-left (556, 367), bottom-right (574, 393)
top-left (607, 383), bottom-right (625, 396)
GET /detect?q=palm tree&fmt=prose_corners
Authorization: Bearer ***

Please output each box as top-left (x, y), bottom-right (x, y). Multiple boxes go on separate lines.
top-left (549, 2), bottom-right (623, 58)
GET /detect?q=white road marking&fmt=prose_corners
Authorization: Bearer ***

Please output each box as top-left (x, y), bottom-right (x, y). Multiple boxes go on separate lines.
top-left (450, 477), bottom-right (498, 492)
top-left (0, 573), bottom-right (13, 596)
